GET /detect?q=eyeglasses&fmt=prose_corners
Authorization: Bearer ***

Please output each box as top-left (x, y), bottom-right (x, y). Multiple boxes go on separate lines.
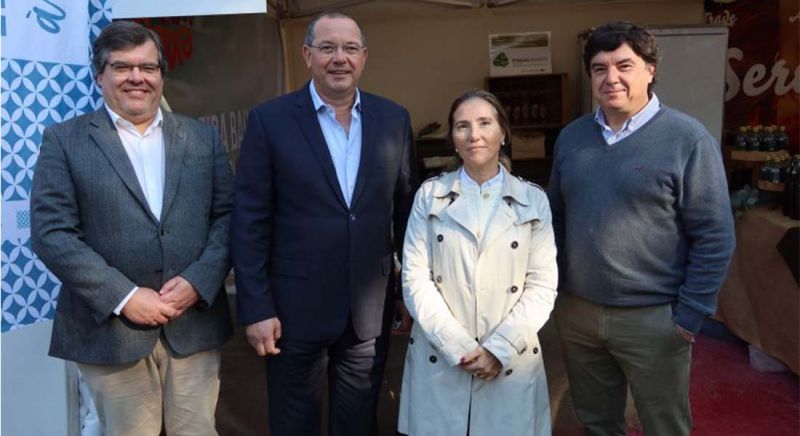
top-left (106, 61), bottom-right (161, 75)
top-left (306, 44), bottom-right (365, 56)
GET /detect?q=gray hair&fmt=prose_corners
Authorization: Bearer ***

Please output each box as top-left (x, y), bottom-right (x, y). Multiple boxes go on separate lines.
top-left (304, 10), bottom-right (366, 47)
top-left (91, 20), bottom-right (168, 80)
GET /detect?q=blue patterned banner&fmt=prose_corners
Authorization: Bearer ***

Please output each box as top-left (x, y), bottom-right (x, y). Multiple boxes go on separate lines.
top-left (1, 0), bottom-right (112, 332)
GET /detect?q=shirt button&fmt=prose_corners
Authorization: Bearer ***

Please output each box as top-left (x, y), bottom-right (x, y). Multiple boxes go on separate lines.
top-left (505, 369), bottom-right (513, 376)
top-left (511, 241), bottom-right (518, 249)
top-left (437, 234), bottom-right (444, 242)
top-left (435, 275), bottom-right (443, 283)
top-left (409, 337), bottom-right (415, 345)
top-left (533, 347), bottom-right (539, 354)
top-left (429, 355), bottom-right (437, 364)
top-left (482, 193), bottom-right (490, 199)
top-left (510, 285), bottom-right (519, 293)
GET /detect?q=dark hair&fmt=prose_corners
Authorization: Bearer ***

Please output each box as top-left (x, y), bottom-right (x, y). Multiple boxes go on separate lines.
top-left (91, 20), bottom-right (168, 80)
top-left (447, 89), bottom-right (512, 171)
top-left (304, 10), bottom-right (366, 47)
top-left (583, 21), bottom-right (658, 95)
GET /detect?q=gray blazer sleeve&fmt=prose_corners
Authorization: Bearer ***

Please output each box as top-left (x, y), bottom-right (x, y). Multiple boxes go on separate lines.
top-left (177, 126), bottom-right (234, 305)
top-left (30, 126), bottom-right (136, 324)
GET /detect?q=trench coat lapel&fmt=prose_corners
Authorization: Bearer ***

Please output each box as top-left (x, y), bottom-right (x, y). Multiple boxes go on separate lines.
top-left (430, 171), bottom-right (478, 241)
top-left (481, 170), bottom-right (534, 254)
top-left (294, 85), bottom-right (347, 209)
top-left (88, 110), bottom-right (157, 222)
top-left (480, 198), bottom-right (516, 255)
top-left (160, 114), bottom-right (186, 222)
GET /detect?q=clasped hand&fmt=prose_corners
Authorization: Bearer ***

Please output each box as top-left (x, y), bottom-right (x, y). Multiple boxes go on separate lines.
top-left (460, 345), bottom-right (502, 381)
top-left (121, 276), bottom-right (200, 326)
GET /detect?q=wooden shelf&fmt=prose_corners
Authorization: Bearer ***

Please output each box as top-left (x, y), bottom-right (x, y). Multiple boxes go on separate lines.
top-left (730, 150), bottom-right (780, 162)
top-left (758, 180), bottom-right (785, 192)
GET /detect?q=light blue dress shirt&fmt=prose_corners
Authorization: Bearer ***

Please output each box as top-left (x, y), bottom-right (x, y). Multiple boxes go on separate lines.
top-left (309, 80), bottom-right (362, 207)
top-left (594, 94), bottom-right (661, 145)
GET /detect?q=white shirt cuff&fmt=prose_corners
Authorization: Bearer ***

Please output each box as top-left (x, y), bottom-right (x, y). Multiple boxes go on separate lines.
top-left (113, 286), bottom-right (139, 315)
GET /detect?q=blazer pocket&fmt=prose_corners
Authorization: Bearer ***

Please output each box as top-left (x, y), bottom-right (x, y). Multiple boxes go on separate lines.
top-left (271, 257), bottom-right (309, 278)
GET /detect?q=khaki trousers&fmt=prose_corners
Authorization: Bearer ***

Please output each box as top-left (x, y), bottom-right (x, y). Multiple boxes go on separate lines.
top-left (78, 338), bottom-right (221, 436)
top-left (554, 293), bottom-right (692, 436)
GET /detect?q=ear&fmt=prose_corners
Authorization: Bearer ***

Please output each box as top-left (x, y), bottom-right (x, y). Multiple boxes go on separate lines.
top-left (302, 45), bottom-right (312, 68)
top-left (646, 63), bottom-right (656, 83)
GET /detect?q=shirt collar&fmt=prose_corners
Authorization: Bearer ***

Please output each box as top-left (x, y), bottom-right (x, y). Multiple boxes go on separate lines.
top-left (594, 94), bottom-right (660, 133)
top-left (105, 104), bottom-right (163, 132)
top-left (459, 165), bottom-right (504, 191)
top-left (309, 80), bottom-right (361, 115)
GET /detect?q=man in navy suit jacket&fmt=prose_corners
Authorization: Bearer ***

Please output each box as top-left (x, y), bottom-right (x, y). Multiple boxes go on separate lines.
top-left (231, 10), bottom-right (418, 436)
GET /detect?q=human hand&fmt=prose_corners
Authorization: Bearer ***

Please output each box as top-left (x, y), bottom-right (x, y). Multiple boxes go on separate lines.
top-left (460, 346), bottom-right (502, 381)
top-left (392, 300), bottom-right (412, 334)
top-left (245, 317), bottom-right (282, 356)
top-left (675, 325), bottom-right (695, 343)
top-left (158, 276), bottom-right (201, 318)
top-left (121, 287), bottom-right (178, 326)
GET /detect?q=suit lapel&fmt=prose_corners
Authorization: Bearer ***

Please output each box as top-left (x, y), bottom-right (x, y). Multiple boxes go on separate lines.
top-left (294, 86), bottom-right (348, 209)
top-left (160, 113), bottom-right (186, 222)
top-left (89, 110), bottom-right (156, 221)
top-left (350, 95), bottom-right (373, 209)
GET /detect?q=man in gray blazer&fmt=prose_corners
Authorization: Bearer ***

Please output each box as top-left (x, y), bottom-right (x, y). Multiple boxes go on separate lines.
top-left (30, 21), bottom-right (233, 436)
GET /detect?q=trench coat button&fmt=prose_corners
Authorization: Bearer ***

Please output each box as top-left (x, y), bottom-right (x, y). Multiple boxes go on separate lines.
top-left (511, 241), bottom-right (519, 249)
top-left (429, 355), bottom-right (437, 363)
top-left (437, 234), bottom-right (444, 242)
top-left (510, 285), bottom-right (519, 293)
top-left (409, 337), bottom-right (415, 345)
top-left (435, 275), bottom-right (443, 283)
top-left (505, 369), bottom-right (513, 376)
top-left (533, 347), bottom-right (539, 354)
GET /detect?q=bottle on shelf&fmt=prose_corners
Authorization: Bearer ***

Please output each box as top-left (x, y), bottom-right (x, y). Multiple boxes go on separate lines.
top-left (529, 91), bottom-right (540, 123)
top-left (783, 155), bottom-right (799, 219)
top-left (521, 91), bottom-right (530, 124)
top-left (776, 126), bottom-right (790, 150)
top-left (734, 126), bottom-right (749, 150)
top-left (537, 90), bottom-right (548, 122)
top-left (747, 125), bottom-right (762, 151)
top-left (762, 126), bottom-right (777, 152)
top-left (760, 156), bottom-right (773, 181)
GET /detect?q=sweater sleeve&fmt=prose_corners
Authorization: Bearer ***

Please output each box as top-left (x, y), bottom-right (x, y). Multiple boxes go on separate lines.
top-left (672, 134), bottom-right (736, 334)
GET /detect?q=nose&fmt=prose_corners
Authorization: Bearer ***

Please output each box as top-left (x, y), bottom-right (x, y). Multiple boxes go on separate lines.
top-left (332, 47), bottom-right (347, 62)
top-left (127, 66), bottom-right (145, 82)
top-left (469, 126), bottom-right (481, 142)
top-left (606, 67), bottom-right (620, 83)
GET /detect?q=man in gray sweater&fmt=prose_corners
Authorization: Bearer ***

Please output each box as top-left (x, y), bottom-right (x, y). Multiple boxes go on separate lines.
top-left (547, 21), bottom-right (735, 436)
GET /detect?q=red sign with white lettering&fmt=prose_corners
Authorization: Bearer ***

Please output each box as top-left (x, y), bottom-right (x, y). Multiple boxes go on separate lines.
top-left (705, 0), bottom-right (799, 152)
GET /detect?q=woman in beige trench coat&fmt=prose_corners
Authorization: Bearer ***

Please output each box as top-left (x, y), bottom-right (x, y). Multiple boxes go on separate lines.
top-left (397, 90), bottom-right (558, 436)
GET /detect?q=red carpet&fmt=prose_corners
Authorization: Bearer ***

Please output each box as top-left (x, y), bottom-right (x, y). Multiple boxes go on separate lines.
top-left (628, 334), bottom-right (799, 436)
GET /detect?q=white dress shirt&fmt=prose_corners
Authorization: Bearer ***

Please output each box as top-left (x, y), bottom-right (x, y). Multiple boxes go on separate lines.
top-left (105, 105), bottom-right (165, 314)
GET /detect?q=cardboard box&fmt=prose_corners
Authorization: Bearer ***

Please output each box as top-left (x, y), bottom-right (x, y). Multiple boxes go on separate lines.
top-left (511, 131), bottom-right (545, 160)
